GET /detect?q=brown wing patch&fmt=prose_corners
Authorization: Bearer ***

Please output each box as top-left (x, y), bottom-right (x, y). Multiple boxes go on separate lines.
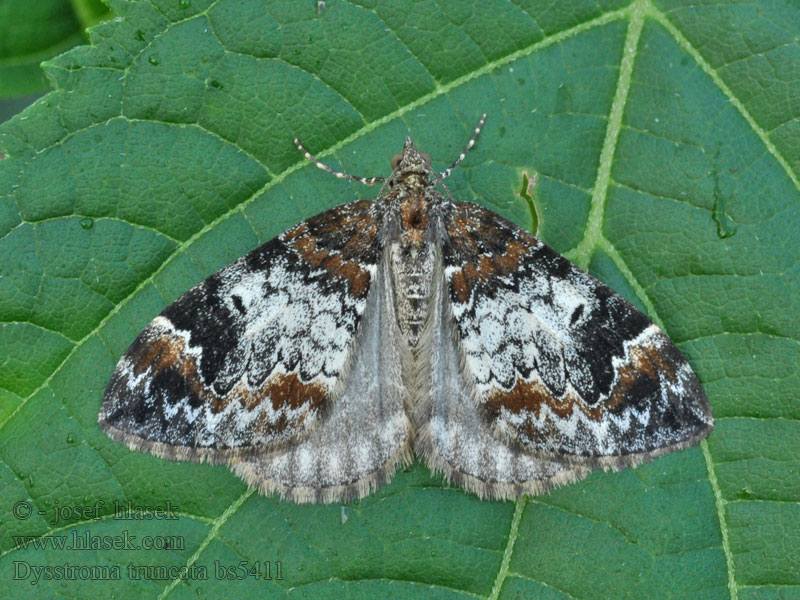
top-left (486, 334), bottom-right (684, 424)
top-left (102, 317), bottom-right (337, 453)
top-left (235, 372), bottom-right (327, 413)
top-left (449, 240), bottom-right (528, 304)
top-left (605, 338), bottom-right (679, 413)
top-left (486, 380), bottom-right (602, 422)
top-left (119, 326), bottom-right (328, 439)
top-left (445, 204), bottom-right (536, 304)
top-left (289, 234), bottom-right (372, 297)
top-left (282, 200), bottom-right (379, 298)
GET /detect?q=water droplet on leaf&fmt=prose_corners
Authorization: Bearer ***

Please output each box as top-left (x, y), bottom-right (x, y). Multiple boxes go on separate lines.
top-left (80, 218), bottom-right (94, 229)
top-left (149, 54), bottom-right (161, 66)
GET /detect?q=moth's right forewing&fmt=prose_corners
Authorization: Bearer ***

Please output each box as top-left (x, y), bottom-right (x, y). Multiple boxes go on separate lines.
top-left (441, 202), bottom-right (713, 467)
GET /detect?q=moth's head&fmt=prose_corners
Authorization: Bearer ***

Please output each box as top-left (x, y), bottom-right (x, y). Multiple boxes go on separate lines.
top-left (389, 138), bottom-right (433, 182)
top-left (293, 114), bottom-right (485, 189)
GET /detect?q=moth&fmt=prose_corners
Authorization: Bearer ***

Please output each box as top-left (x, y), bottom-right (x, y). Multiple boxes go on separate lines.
top-left (99, 115), bottom-right (713, 503)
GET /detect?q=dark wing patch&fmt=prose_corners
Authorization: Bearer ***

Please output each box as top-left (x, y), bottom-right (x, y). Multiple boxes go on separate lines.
top-left (441, 202), bottom-right (713, 463)
top-left (99, 201), bottom-right (382, 461)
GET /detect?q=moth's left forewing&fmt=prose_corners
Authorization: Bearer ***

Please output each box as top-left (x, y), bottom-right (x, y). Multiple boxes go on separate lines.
top-left (442, 202), bottom-right (713, 468)
top-left (99, 201), bottom-right (383, 463)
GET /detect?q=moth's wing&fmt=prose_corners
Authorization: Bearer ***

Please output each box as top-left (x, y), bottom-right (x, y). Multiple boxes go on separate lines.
top-left (99, 201), bottom-right (382, 463)
top-left (231, 258), bottom-right (411, 503)
top-left (442, 202), bottom-right (713, 468)
top-left (416, 270), bottom-right (591, 500)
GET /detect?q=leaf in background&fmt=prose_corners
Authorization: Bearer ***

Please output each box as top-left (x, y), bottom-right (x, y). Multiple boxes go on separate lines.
top-left (0, 0), bottom-right (111, 100)
top-left (0, 1), bottom-right (798, 599)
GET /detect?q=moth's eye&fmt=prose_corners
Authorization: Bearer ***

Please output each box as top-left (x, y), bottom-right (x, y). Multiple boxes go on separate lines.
top-left (420, 152), bottom-right (431, 164)
top-left (390, 153), bottom-right (403, 170)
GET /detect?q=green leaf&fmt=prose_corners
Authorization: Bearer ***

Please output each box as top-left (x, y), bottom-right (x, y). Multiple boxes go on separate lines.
top-left (0, 0), bottom-right (111, 99)
top-left (1, 1), bottom-right (798, 598)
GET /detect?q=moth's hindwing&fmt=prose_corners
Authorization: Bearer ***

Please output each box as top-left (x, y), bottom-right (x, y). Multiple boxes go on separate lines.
top-left (99, 201), bottom-right (382, 463)
top-left (442, 202), bottom-right (714, 467)
top-left (416, 268), bottom-right (592, 500)
top-left (231, 259), bottom-right (412, 503)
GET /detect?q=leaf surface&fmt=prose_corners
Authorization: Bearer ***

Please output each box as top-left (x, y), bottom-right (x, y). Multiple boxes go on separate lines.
top-left (1, 1), bottom-right (798, 598)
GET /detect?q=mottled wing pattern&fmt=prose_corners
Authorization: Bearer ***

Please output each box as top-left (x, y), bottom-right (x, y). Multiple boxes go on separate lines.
top-left (417, 271), bottom-right (591, 500)
top-left (100, 201), bottom-right (382, 462)
top-left (232, 261), bottom-right (411, 503)
top-left (442, 202), bottom-right (713, 465)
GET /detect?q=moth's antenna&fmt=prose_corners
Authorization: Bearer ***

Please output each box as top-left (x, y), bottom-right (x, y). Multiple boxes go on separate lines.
top-left (439, 113), bottom-right (487, 179)
top-left (293, 138), bottom-right (386, 186)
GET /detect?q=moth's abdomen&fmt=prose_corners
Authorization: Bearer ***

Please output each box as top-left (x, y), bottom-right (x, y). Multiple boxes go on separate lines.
top-left (390, 240), bottom-right (436, 348)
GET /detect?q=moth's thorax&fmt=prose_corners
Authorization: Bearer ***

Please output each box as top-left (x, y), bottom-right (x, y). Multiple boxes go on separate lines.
top-left (386, 172), bottom-right (440, 348)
